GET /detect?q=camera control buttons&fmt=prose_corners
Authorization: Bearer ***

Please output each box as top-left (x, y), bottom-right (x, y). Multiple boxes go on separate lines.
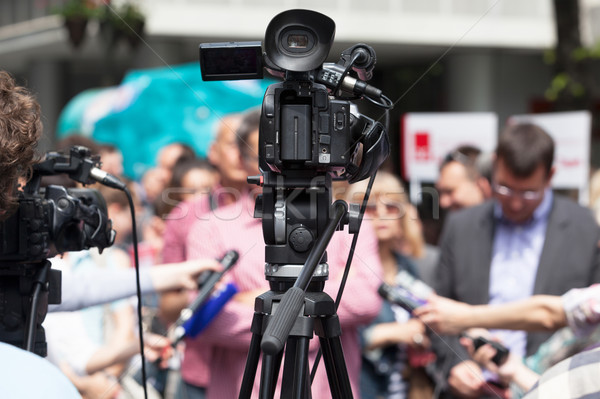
top-left (319, 135), bottom-right (331, 145)
top-left (265, 144), bottom-right (275, 162)
top-left (335, 112), bottom-right (345, 130)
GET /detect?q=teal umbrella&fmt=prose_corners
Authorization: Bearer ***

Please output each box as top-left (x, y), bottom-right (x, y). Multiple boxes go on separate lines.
top-left (57, 62), bottom-right (271, 179)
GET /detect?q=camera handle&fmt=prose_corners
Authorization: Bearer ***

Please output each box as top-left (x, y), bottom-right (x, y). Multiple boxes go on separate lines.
top-left (239, 201), bottom-right (353, 399)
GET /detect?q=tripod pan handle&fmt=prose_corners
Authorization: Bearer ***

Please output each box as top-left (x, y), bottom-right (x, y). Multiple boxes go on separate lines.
top-left (261, 286), bottom-right (305, 355)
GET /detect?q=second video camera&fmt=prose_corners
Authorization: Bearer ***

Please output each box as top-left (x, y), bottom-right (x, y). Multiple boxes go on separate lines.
top-left (0, 145), bottom-right (115, 355)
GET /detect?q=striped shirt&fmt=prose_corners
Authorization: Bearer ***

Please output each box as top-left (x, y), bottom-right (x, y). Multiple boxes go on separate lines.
top-left (162, 188), bottom-right (228, 389)
top-left (524, 346), bottom-right (600, 399)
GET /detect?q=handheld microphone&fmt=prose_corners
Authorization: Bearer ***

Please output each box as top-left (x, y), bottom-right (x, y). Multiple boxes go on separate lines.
top-left (378, 271), bottom-right (434, 313)
top-left (394, 270), bottom-right (434, 300)
top-left (195, 249), bottom-right (239, 288)
top-left (172, 250), bottom-right (239, 344)
top-left (378, 283), bottom-right (427, 313)
top-left (180, 282), bottom-right (238, 339)
top-left (462, 334), bottom-right (510, 366)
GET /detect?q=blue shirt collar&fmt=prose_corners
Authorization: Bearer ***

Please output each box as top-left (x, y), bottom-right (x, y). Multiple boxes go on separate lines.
top-left (494, 188), bottom-right (553, 225)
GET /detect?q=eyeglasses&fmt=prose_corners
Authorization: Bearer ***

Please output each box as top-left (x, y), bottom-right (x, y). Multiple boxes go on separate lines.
top-left (492, 183), bottom-right (544, 201)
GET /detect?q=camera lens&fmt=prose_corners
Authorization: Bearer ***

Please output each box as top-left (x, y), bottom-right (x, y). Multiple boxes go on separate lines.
top-left (287, 34), bottom-right (308, 49)
top-left (280, 29), bottom-right (315, 54)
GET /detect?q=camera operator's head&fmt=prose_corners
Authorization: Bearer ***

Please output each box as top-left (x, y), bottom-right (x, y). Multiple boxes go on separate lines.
top-left (0, 71), bottom-right (42, 220)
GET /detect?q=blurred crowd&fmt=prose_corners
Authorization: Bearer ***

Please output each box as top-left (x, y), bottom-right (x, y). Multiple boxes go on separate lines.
top-left (5, 69), bottom-right (600, 399)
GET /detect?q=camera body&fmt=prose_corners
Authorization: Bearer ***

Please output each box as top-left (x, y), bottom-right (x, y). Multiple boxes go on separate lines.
top-left (1, 185), bottom-right (112, 263)
top-left (260, 80), bottom-right (353, 174)
top-left (199, 10), bottom-right (387, 182)
top-left (1, 146), bottom-right (115, 263)
top-left (0, 146), bottom-right (115, 355)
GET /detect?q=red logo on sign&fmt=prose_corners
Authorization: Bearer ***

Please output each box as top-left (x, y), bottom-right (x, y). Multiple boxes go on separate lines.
top-left (415, 132), bottom-right (430, 161)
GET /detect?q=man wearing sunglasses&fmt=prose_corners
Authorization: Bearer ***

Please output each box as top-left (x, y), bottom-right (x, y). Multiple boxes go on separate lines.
top-left (431, 123), bottom-right (600, 398)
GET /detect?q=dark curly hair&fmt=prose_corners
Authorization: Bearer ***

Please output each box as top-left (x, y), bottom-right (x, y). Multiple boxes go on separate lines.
top-left (0, 71), bottom-right (42, 220)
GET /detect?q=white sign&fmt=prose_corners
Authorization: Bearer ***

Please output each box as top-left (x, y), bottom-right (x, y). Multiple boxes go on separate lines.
top-left (401, 112), bottom-right (498, 181)
top-left (508, 111), bottom-right (591, 194)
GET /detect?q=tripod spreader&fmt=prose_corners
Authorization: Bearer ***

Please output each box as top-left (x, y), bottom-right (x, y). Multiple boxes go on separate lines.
top-left (261, 200), bottom-right (347, 356)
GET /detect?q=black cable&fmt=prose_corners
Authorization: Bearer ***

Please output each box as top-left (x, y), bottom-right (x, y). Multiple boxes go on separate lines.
top-left (341, 53), bottom-right (362, 87)
top-left (310, 170), bottom-right (378, 383)
top-left (25, 283), bottom-right (42, 352)
top-left (123, 186), bottom-right (148, 399)
top-left (384, 100), bottom-right (391, 133)
top-left (25, 260), bottom-right (52, 353)
top-left (310, 97), bottom-right (390, 382)
top-left (364, 93), bottom-right (394, 109)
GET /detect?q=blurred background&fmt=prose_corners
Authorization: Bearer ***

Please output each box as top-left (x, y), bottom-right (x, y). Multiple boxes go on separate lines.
top-left (2, 0), bottom-right (599, 181)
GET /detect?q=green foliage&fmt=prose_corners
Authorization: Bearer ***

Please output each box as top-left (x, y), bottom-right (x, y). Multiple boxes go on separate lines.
top-left (545, 73), bottom-right (568, 101)
top-left (543, 49), bottom-right (556, 65)
top-left (53, 0), bottom-right (101, 19)
top-left (545, 72), bottom-right (587, 101)
top-left (543, 44), bottom-right (599, 103)
top-left (54, 1), bottom-right (145, 26)
top-left (102, 3), bottom-right (145, 29)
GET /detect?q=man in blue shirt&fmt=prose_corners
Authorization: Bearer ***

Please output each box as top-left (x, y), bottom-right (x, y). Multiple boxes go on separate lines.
top-left (431, 123), bottom-right (600, 398)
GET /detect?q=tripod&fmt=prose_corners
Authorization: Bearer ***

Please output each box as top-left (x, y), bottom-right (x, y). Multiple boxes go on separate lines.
top-left (238, 201), bottom-right (354, 399)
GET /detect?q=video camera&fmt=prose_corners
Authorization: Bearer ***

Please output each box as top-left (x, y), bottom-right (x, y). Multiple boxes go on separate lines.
top-left (200, 9), bottom-right (390, 282)
top-left (199, 10), bottom-right (391, 397)
top-left (199, 9), bottom-right (389, 183)
top-left (0, 145), bottom-right (115, 356)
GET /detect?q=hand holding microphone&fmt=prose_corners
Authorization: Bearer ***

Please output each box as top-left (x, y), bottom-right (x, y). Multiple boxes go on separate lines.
top-left (377, 270), bottom-right (434, 314)
top-left (149, 258), bottom-right (223, 292)
top-left (172, 250), bottom-right (240, 345)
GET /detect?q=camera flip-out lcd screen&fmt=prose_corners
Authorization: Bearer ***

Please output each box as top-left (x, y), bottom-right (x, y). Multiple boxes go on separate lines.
top-left (199, 42), bottom-right (263, 81)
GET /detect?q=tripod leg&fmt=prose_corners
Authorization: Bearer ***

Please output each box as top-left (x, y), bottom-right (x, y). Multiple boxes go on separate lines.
top-left (319, 336), bottom-right (353, 399)
top-left (280, 337), bottom-right (311, 399)
top-left (259, 353), bottom-right (280, 399)
top-left (239, 313), bottom-right (264, 399)
top-left (318, 337), bottom-right (341, 398)
top-left (260, 348), bottom-right (284, 399)
top-left (295, 337), bottom-right (311, 399)
top-left (272, 349), bottom-right (284, 398)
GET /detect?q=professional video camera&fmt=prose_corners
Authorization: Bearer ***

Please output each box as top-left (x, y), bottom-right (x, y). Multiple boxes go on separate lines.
top-left (200, 8), bottom-right (389, 272)
top-left (200, 11), bottom-right (389, 184)
top-left (0, 145), bottom-right (115, 356)
top-left (200, 9), bottom-right (390, 398)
